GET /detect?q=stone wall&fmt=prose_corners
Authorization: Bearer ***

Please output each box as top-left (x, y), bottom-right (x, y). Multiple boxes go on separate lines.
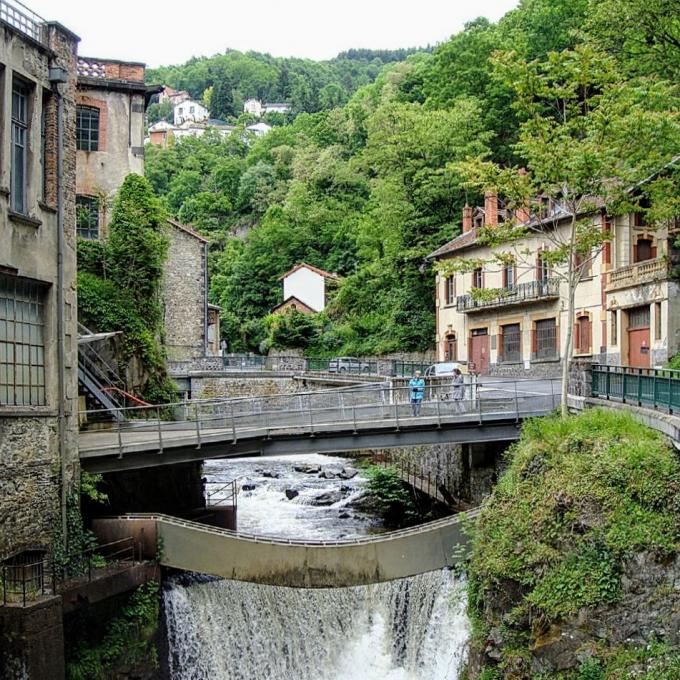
top-left (0, 418), bottom-right (59, 559)
top-left (488, 359), bottom-right (562, 379)
top-left (568, 358), bottom-right (593, 398)
top-left (162, 223), bottom-right (207, 361)
top-left (190, 374), bottom-right (301, 400)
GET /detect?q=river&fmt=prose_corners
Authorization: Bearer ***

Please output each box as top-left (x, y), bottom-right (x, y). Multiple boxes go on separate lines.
top-left (163, 453), bottom-right (470, 679)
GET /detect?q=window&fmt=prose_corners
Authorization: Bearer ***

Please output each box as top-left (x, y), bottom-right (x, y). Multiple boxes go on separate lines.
top-left (537, 254), bottom-right (550, 283)
top-left (11, 79), bottom-right (29, 214)
top-left (655, 302), bottom-right (662, 341)
top-left (189, 106), bottom-right (195, 114)
top-left (445, 276), bottom-right (455, 305)
top-left (610, 310), bottom-right (618, 346)
top-left (500, 323), bottom-right (521, 362)
top-left (445, 334), bottom-right (457, 361)
top-left (534, 318), bottom-right (558, 360)
top-left (628, 305), bottom-right (650, 329)
top-left (633, 237), bottom-right (655, 263)
top-left (76, 106), bottom-right (99, 151)
top-left (76, 195), bottom-right (100, 239)
top-left (574, 250), bottom-right (592, 279)
top-left (574, 314), bottom-right (592, 355)
top-left (472, 267), bottom-right (483, 289)
top-left (0, 275), bottom-right (46, 406)
top-left (503, 261), bottom-right (516, 289)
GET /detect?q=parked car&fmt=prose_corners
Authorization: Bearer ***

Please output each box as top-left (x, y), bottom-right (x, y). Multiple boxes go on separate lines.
top-left (424, 362), bottom-right (467, 378)
top-left (328, 356), bottom-right (372, 373)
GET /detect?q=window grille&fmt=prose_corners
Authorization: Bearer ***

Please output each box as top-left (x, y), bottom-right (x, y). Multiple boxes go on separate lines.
top-left (76, 106), bottom-right (99, 151)
top-left (534, 318), bottom-right (557, 359)
top-left (11, 80), bottom-right (28, 214)
top-left (76, 195), bottom-right (100, 239)
top-left (500, 323), bottom-right (521, 362)
top-left (0, 275), bottom-right (46, 406)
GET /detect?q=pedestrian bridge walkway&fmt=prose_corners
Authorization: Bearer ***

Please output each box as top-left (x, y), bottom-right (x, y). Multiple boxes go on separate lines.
top-left (79, 379), bottom-right (561, 473)
top-left (94, 510), bottom-right (479, 588)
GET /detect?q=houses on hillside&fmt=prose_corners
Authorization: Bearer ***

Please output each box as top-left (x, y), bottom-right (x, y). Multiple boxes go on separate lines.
top-left (173, 98), bottom-right (209, 125)
top-left (272, 263), bottom-right (339, 314)
top-left (428, 191), bottom-right (680, 375)
top-left (243, 98), bottom-right (291, 117)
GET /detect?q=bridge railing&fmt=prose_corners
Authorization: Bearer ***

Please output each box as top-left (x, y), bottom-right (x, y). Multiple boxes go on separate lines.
top-left (79, 378), bottom-right (561, 458)
top-left (592, 364), bottom-right (680, 413)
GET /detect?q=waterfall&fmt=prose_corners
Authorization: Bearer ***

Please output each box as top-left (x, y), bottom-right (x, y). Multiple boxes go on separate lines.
top-left (163, 570), bottom-right (469, 680)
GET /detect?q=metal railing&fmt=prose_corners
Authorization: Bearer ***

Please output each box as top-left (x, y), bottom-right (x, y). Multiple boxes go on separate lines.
top-left (1, 537), bottom-right (139, 607)
top-left (592, 364), bottom-right (680, 413)
top-left (206, 478), bottom-right (239, 507)
top-left (116, 511), bottom-right (480, 548)
top-left (78, 378), bottom-right (561, 460)
top-left (0, 0), bottom-right (45, 44)
top-left (457, 278), bottom-right (560, 312)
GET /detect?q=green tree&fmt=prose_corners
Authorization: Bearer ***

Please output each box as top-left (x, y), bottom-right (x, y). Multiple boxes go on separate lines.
top-left (440, 45), bottom-right (680, 415)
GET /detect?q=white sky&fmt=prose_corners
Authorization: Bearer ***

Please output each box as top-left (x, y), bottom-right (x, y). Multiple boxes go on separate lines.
top-left (29, 0), bottom-right (519, 67)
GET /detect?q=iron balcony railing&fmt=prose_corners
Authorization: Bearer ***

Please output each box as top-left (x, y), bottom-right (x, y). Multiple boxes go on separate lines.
top-left (592, 364), bottom-right (680, 413)
top-left (0, 0), bottom-right (45, 44)
top-left (457, 278), bottom-right (560, 313)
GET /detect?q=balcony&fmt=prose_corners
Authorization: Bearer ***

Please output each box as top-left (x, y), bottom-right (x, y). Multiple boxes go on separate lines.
top-left (0, 0), bottom-right (45, 45)
top-left (456, 278), bottom-right (560, 313)
top-left (606, 258), bottom-right (669, 292)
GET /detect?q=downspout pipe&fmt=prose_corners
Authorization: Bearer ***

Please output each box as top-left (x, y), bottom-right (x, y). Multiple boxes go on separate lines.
top-left (49, 65), bottom-right (69, 550)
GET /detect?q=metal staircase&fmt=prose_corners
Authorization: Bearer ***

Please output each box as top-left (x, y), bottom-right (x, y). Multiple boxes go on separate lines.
top-left (78, 323), bottom-right (127, 421)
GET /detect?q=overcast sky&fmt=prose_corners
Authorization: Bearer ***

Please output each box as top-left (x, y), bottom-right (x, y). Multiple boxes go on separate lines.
top-left (29, 0), bottom-right (519, 67)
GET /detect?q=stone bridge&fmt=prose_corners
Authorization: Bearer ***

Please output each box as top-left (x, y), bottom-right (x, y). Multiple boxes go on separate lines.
top-left (93, 511), bottom-right (478, 588)
top-left (79, 379), bottom-right (561, 473)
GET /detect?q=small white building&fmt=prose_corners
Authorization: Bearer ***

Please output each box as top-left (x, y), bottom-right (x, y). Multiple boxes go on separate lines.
top-left (273, 263), bottom-right (339, 314)
top-left (264, 102), bottom-right (291, 115)
top-left (246, 121), bottom-right (273, 137)
top-left (243, 98), bottom-right (263, 116)
top-left (174, 99), bottom-right (209, 125)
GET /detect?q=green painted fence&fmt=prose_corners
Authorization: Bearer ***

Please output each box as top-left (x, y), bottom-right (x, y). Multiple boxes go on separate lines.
top-left (592, 365), bottom-right (680, 412)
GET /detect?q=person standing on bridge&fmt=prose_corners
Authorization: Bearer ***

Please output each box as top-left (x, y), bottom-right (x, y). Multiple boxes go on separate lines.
top-left (451, 368), bottom-right (465, 413)
top-left (409, 370), bottom-right (425, 416)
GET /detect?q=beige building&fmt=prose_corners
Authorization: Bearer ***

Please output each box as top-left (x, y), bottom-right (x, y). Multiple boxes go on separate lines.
top-left (75, 56), bottom-right (159, 239)
top-left (0, 6), bottom-right (80, 564)
top-left (429, 193), bottom-right (680, 375)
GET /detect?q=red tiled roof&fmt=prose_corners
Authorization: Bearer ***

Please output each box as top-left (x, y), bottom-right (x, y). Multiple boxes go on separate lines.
top-left (271, 296), bottom-right (317, 314)
top-left (427, 229), bottom-right (479, 259)
top-left (278, 262), bottom-right (339, 281)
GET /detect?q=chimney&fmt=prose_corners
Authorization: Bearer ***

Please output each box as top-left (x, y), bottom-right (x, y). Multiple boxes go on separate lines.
top-left (484, 190), bottom-right (499, 227)
top-left (462, 204), bottom-right (473, 233)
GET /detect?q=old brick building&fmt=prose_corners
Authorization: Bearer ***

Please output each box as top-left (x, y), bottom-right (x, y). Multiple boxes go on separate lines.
top-left (75, 56), bottom-right (159, 239)
top-left (0, 3), bottom-right (79, 580)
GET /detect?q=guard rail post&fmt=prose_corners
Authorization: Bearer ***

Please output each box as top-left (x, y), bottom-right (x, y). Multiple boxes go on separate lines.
top-left (117, 408), bottom-right (124, 459)
top-left (230, 402), bottom-right (237, 444)
top-left (194, 402), bottom-right (201, 449)
top-left (156, 406), bottom-right (163, 454)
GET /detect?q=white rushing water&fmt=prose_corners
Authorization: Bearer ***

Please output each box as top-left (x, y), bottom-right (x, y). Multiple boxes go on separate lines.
top-left (203, 453), bottom-right (383, 539)
top-left (163, 454), bottom-right (470, 678)
top-left (164, 571), bottom-right (469, 680)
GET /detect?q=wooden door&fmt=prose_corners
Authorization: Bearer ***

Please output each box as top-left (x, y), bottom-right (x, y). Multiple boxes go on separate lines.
top-left (470, 329), bottom-right (490, 374)
top-left (445, 335), bottom-right (457, 361)
top-left (627, 306), bottom-right (651, 368)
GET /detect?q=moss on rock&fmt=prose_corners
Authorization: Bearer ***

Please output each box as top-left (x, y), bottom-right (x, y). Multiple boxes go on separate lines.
top-left (466, 408), bottom-right (680, 679)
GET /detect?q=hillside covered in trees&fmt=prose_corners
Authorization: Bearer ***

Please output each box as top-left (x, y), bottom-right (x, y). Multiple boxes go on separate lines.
top-left (146, 47), bottom-right (427, 121)
top-left (145, 0), bottom-right (680, 356)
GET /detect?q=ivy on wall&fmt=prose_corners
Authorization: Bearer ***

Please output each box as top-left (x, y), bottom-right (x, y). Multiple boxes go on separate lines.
top-left (77, 174), bottom-right (176, 403)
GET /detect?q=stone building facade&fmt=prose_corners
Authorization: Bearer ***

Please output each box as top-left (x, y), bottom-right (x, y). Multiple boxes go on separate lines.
top-left (75, 56), bottom-right (159, 239)
top-left (429, 192), bottom-right (680, 375)
top-left (162, 219), bottom-right (217, 361)
top-left (0, 9), bottom-right (79, 562)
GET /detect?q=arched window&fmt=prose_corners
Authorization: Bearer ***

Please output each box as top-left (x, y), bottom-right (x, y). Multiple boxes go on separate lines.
top-left (445, 334), bottom-right (457, 361)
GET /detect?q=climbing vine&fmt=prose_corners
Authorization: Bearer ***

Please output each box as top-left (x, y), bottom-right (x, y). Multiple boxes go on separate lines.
top-left (77, 174), bottom-right (176, 403)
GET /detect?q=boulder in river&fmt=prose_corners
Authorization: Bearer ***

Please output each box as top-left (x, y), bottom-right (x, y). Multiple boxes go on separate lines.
top-left (338, 467), bottom-right (358, 480)
top-left (338, 511), bottom-right (351, 519)
top-left (261, 470), bottom-right (280, 478)
top-left (241, 483), bottom-right (258, 492)
top-left (285, 489), bottom-right (299, 500)
top-left (310, 490), bottom-right (343, 506)
top-left (294, 464), bottom-right (321, 474)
